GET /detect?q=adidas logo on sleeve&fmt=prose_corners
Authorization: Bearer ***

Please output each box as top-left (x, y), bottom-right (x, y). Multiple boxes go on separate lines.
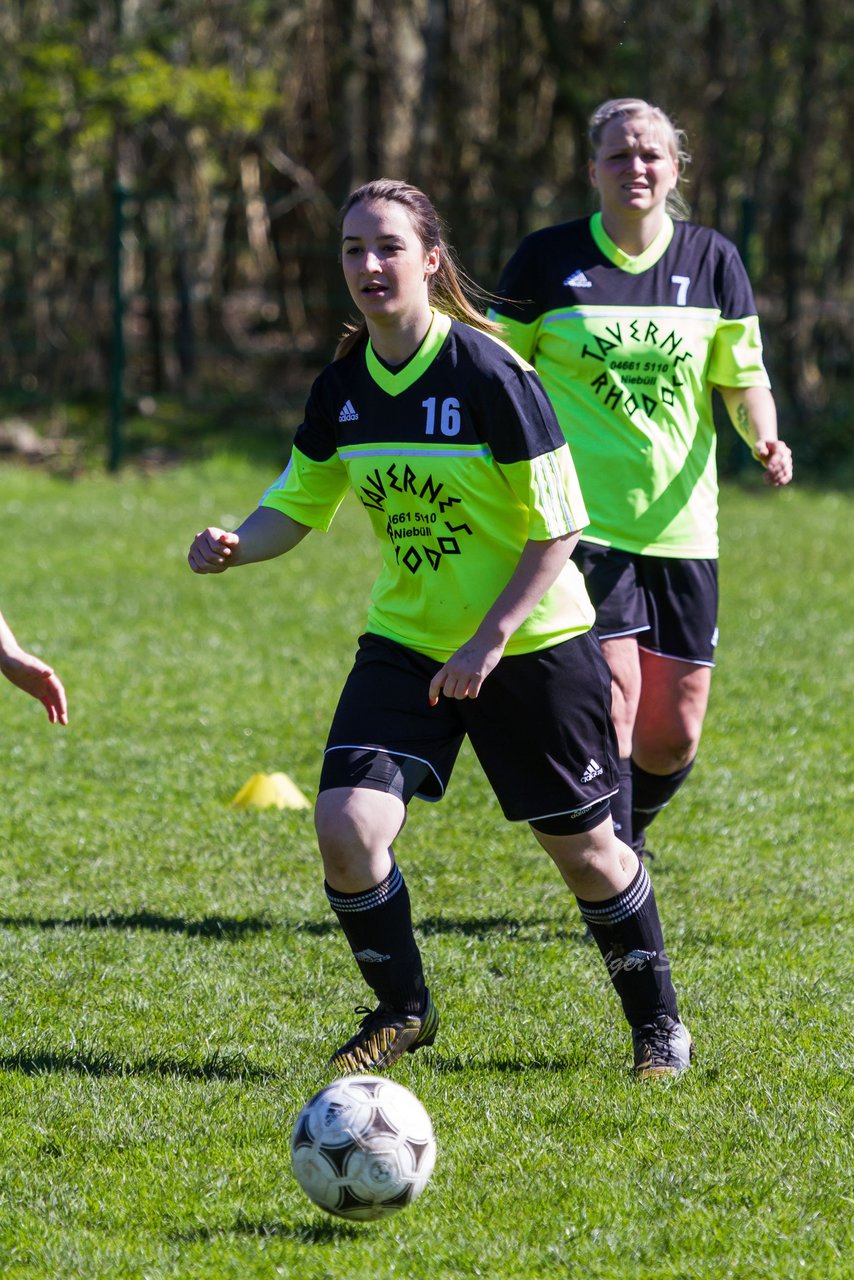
top-left (338, 400), bottom-right (359, 422)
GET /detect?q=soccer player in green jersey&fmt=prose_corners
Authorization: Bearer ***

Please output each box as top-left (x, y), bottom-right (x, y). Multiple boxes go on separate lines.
top-left (490, 99), bottom-right (793, 860)
top-left (188, 178), bottom-right (692, 1078)
top-left (0, 606), bottom-right (67, 724)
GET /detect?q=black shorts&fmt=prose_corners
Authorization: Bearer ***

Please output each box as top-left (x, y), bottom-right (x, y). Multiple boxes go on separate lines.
top-left (318, 632), bottom-right (619, 828)
top-left (571, 541), bottom-right (719, 667)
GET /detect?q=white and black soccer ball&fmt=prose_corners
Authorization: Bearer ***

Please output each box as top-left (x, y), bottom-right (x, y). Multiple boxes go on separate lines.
top-left (290, 1075), bottom-right (436, 1221)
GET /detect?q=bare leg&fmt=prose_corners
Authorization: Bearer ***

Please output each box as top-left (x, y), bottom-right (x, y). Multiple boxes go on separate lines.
top-left (531, 814), bottom-right (637, 899)
top-left (600, 636), bottom-right (642, 759)
top-left (532, 815), bottom-right (681, 1031)
top-left (599, 635), bottom-right (642, 843)
top-left (633, 651), bottom-right (711, 774)
top-left (630, 652), bottom-right (712, 851)
top-left (315, 785), bottom-right (429, 1030)
top-left (314, 786), bottom-right (405, 890)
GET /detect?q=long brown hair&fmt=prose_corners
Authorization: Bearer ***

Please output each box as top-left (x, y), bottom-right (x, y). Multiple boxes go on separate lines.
top-left (335, 179), bottom-right (502, 360)
top-left (588, 98), bottom-right (692, 220)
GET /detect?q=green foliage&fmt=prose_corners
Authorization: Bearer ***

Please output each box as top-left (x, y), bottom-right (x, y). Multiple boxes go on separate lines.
top-left (2, 40), bottom-right (277, 152)
top-left (0, 1), bottom-right (849, 469)
top-left (0, 462), bottom-right (850, 1277)
top-left (107, 51), bottom-right (277, 132)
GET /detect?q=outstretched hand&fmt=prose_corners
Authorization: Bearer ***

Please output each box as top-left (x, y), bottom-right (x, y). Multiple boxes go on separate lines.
top-left (188, 528), bottom-right (240, 573)
top-left (0, 649), bottom-right (68, 724)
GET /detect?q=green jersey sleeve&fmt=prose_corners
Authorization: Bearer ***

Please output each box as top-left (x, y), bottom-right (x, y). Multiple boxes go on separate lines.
top-left (259, 380), bottom-right (350, 530)
top-left (486, 312), bottom-right (540, 363)
top-left (707, 314), bottom-right (771, 389)
top-left (499, 446), bottom-right (588, 540)
top-left (260, 444), bottom-right (350, 531)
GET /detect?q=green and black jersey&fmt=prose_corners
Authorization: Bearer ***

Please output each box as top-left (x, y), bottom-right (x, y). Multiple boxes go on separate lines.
top-left (261, 309), bottom-right (594, 661)
top-left (490, 214), bottom-right (771, 558)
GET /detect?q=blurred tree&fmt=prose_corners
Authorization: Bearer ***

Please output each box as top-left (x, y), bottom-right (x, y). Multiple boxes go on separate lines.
top-left (0, 0), bottom-right (849, 470)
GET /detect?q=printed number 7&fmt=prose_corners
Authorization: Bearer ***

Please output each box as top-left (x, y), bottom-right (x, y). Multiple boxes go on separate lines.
top-left (671, 275), bottom-right (690, 306)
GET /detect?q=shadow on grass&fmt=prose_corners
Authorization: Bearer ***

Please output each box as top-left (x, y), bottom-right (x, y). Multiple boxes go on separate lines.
top-left (294, 914), bottom-right (577, 941)
top-left (0, 912), bottom-right (577, 942)
top-left (0, 1046), bottom-right (276, 1082)
top-left (169, 1213), bottom-right (360, 1244)
top-left (432, 1050), bottom-right (589, 1076)
top-left (0, 912), bottom-right (275, 940)
top-left (418, 913), bottom-right (575, 941)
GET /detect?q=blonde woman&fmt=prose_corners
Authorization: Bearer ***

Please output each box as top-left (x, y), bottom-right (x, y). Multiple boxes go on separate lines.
top-left (491, 99), bottom-right (792, 860)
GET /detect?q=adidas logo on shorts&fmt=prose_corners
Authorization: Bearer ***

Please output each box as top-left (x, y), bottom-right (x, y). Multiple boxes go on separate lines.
top-left (580, 757), bottom-right (604, 783)
top-left (338, 399), bottom-right (359, 422)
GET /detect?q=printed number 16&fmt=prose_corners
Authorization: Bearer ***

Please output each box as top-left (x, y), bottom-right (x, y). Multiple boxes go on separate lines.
top-left (422, 396), bottom-right (461, 436)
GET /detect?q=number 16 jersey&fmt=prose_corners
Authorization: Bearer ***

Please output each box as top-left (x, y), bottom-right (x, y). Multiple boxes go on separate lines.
top-left (260, 309), bottom-right (595, 661)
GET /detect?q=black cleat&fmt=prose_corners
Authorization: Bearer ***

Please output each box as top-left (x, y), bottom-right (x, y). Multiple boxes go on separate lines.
top-left (330, 992), bottom-right (439, 1074)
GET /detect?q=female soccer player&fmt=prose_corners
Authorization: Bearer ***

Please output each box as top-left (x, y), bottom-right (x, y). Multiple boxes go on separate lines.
top-left (188, 178), bottom-right (692, 1078)
top-left (490, 99), bottom-right (793, 857)
top-left (0, 606), bottom-right (67, 724)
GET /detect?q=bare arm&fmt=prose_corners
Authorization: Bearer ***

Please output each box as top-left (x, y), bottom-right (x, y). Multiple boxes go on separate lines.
top-left (188, 506), bottom-right (312, 574)
top-left (0, 608), bottom-right (68, 724)
top-left (715, 384), bottom-right (793, 487)
top-left (429, 531), bottom-right (580, 704)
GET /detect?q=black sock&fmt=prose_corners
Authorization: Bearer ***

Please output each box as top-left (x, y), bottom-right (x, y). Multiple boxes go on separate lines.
top-left (631, 759), bottom-right (695, 852)
top-left (577, 860), bottom-right (679, 1026)
top-left (325, 863), bottom-right (426, 1014)
top-left (609, 757), bottom-right (634, 845)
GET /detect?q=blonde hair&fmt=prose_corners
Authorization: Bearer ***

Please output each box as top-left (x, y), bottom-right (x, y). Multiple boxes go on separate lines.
top-left (335, 179), bottom-right (501, 360)
top-left (588, 98), bottom-right (692, 220)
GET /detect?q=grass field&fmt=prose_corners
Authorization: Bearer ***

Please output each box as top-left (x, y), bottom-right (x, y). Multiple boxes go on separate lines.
top-left (0, 458), bottom-right (851, 1278)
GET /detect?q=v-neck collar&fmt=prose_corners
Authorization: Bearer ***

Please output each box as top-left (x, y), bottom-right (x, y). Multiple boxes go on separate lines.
top-left (365, 309), bottom-right (452, 396)
top-left (590, 211), bottom-right (674, 275)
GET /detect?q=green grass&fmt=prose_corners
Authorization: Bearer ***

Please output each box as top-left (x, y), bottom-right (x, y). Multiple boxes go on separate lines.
top-left (0, 460), bottom-right (851, 1278)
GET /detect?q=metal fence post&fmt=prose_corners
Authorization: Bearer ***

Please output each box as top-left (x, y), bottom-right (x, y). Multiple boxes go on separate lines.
top-left (108, 182), bottom-right (126, 471)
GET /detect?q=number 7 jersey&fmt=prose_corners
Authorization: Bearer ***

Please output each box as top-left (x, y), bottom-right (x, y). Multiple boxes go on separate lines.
top-left (490, 213), bottom-right (771, 558)
top-left (260, 309), bottom-right (595, 661)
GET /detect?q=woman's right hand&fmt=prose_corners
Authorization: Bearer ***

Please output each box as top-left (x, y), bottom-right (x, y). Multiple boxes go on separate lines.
top-left (187, 528), bottom-right (240, 573)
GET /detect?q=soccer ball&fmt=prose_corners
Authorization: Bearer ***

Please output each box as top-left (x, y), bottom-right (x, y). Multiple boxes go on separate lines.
top-left (291, 1075), bottom-right (436, 1221)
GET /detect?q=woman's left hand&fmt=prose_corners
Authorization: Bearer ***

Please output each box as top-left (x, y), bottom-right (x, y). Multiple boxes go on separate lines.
top-left (428, 638), bottom-right (505, 705)
top-left (755, 438), bottom-right (793, 487)
top-left (0, 648), bottom-right (68, 723)
top-left (427, 533), bottom-right (578, 705)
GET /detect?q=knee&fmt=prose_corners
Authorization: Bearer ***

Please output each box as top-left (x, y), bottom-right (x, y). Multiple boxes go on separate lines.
top-left (314, 790), bottom-right (400, 890)
top-left (533, 821), bottom-right (635, 895)
top-left (671, 737), bottom-right (700, 771)
top-left (642, 730), bottom-right (700, 774)
top-left (560, 837), bottom-right (633, 887)
top-left (314, 796), bottom-right (360, 872)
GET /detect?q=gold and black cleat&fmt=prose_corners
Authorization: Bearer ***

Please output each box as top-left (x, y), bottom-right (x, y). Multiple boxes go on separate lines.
top-left (330, 992), bottom-right (439, 1074)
